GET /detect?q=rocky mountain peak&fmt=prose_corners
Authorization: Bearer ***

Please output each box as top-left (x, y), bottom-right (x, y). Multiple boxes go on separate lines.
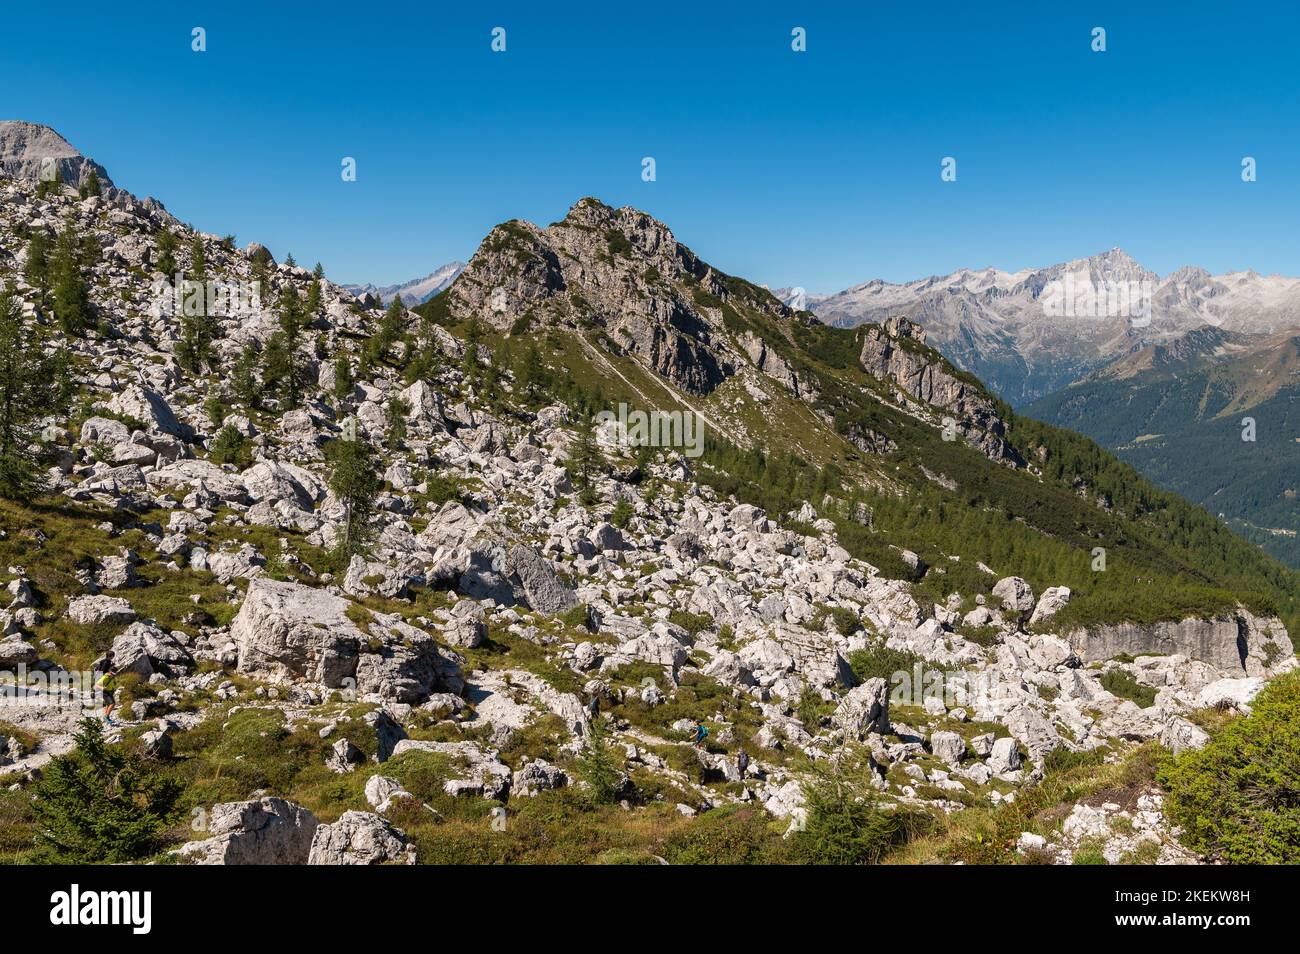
top-left (0, 120), bottom-right (114, 190)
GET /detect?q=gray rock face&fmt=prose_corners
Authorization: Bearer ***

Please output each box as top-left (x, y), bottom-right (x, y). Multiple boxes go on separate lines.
top-left (0, 121), bottom-right (114, 190)
top-left (992, 576), bottom-right (1036, 615)
top-left (110, 621), bottom-right (194, 677)
top-left (1067, 608), bottom-right (1294, 676)
top-left (988, 736), bottom-right (1022, 773)
top-left (307, 811), bottom-right (415, 865)
top-left (241, 461), bottom-right (326, 510)
top-left (858, 317), bottom-right (1022, 465)
top-left (231, 578), bottom-right (458, 703)
top-left (103, 385), bottom-right (185, 438)
top-left (0, 635), bottom-right (38, 667)
top-left (177, 798), bottom-right (319, 865)
top-left (67, 594), bottom-right (137, 627)
top-left (444, 198), bottom-right (739, 396)
top-left (326, 738), bottom-right (363, 774)
top-left (930, 730), bottom-right (967, 766)
top-left (833, 677), bottom-right (890, 738)
top-left (510, 758), bottom-right (569, 797)
top-left (506, 545), bottom-right (578, 615)
top-left (1029, 585), bottom-right (1072, 627)
top-left (232, 578), bottom-right (361, 688)
top-left (443, 602), bottom-right (487, 648)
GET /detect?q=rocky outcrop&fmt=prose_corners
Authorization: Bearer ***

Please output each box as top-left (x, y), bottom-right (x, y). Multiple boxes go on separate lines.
top-left (231, 578), bottom-right (458, 701)
top-left (307, 811), bottom-right (415, 865)
top-left (445, 198), bottom-right (737, 396)
top-left (177, 798), bottom-right (318, 865)
top-left (859, 317), bottom-right (1022, 465)
top-left (506, 545), bottom-right (578, 615)
top-left (1067, 608), bottom-right (1294, 676)
top-left (0, 121), bottom-right (114, 190)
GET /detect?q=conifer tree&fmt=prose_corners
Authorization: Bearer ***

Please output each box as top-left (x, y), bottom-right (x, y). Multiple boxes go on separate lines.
top-left (569, 406), bottom-right (604, 506)
top-left (31, 718), bottom-right (181, 864)
top-left (231, 342), bottom-right (262, 408)
top-left (50, 219), bottom-right (91, 335)
top-left (189, 234), bottom-right (207, 283)
top-left (78, 168), bottom-right (102, 199)
top-left (332, 352), bottom-right (355, 405)
top-left (23, 229), bottom-right (51, 299)
top-left (155, 227), bottom-right (179, 277)
top-left (326, 432), bottom-right (381, 557)
top-left (0, 285), bottom-right (64, 499)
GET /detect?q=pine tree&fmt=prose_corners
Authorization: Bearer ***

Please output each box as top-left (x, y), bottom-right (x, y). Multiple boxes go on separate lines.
top-left (265, 286), bottom-right (308, 409)
top-left (461, 318), bottom-right (486, 386)
top-left (313, 262), bottom-right (325, 280)
top-left (189, 234), bottom-right (207, 283)
top-left (332, 352), bottom-right (355, 405)
top-left (249, 245), bottom-right (273, 303)
top-left (78, 167), bottom-right (102, 199)
top-left (23, 229), bottom-right (51, 299)
top-left (0, 285), bottom-right (64, 499)
top-left (576, 717), bottom-right (623, 805)
top-left (569, 406), bottom-right (604, 506)
top-left (326, 433), bottom-right (381, 557)
top-left (31, 718), bottom-right (181, 864)
top-left (231, 342), bottom-right (262, 408)
top-left (50, 219), bottom-right (91, 335)
top-left (386, 396), bottom-right (409, 450)
top-left (305, 277), bottom-right (322, 316)
top-left (155, 227), bottom-right (179, 277)
top-left (367, 295), bottom-right (406, 365)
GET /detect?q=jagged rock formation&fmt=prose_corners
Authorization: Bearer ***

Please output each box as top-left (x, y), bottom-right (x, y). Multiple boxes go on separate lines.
top-left (0, 120), bottom-right (114, 191)
top-left (858, 317), bottom-right (1023, 465)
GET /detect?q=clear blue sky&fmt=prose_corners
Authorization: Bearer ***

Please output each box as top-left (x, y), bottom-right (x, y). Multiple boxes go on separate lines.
top-left (4, 1), bottom-right (1298, 291)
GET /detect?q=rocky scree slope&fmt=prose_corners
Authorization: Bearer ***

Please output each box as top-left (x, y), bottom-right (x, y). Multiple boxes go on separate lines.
top-left (0, 169), bottom-right (1295, 864)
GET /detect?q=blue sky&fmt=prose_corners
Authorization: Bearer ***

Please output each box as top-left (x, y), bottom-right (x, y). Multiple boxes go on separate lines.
top-left (4, 1), bottom-right (1298, 291)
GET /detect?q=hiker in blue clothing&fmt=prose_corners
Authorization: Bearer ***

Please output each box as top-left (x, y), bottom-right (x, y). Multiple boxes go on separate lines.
top-left (692, 719), bottom-right (709, 749)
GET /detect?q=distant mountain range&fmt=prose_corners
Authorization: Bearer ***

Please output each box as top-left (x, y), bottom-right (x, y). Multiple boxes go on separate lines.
top-left (1025, 327), bottom-right (1300, 567)
top-left (799, 249), bottom-right (1300, 407)
top-left (343, 262), bottom-right (465, 305)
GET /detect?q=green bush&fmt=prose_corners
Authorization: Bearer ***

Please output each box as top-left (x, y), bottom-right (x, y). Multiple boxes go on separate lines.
top-left (1099, 668), bottom-right (1157, 708)
top-left (666, 610), bottom-right (713, 638)
top-left (848, 642), bottom-right (923, 684)
top-left (610, 499), bottom-right (634, 529)
top-left (661, 805), bottom-right (788, 864)
top-left (209, 424), bottom-right (250, 466)
top-left (32, 718), bottom-right (182, 863)
top-left (795, 770), bottom-right (931, 864)
top-left (1158, 671), bottom-right (1300, 863)
top-left (576, 719), bottom-right (624, 805)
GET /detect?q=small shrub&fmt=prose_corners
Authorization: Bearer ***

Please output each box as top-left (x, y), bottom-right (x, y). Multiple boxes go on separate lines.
top-left (795, 767), bottom-right (931, 865)
top-left (209, 424), bottom-right (250, 466)
top-left (848, 642), bottom-right (923, 684)
top-left (1158, 670), bottom-right (1300, 863)
top-left (576, 719), bottom-right (624, 805)
top-left (1099, 668), bottom-right (1157, 708)
top-left (610, 499), bottom-right (634, 529)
